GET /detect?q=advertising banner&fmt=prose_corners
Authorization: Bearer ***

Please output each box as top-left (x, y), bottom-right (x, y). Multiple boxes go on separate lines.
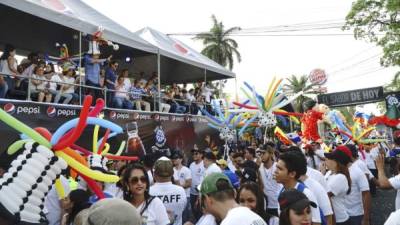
top-left (317, 86), bottom-right (384, 107)
top-left (0, 100), bottom-right (221, 158)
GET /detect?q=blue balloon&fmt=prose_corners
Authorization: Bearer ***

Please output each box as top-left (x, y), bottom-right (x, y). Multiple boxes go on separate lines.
top-left (51, 117), bottom-right (123, 145)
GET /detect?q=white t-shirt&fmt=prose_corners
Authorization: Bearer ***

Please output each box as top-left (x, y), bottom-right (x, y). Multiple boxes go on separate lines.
top-left (365, 147), bottom-right (379, 169)
top-left (353, 158), bottom-right (374, 179)
top-left (294, 182), bottom-right (321, 223)
top-left (189, 160), bottom-right (205, 195)
top-left (44, 176), bottom-right (71, 225)
top-left (306, 167), bottom-right (329, 191)
top-left (150, 182), bottom-right (187, 225)
top-left (345, 164), bottom-right (370, 216)
top-left (123, 77), bottom-right (132, 91)
top-left (303, 177), bottom-right (333, 216)
top-left (62, 76), bottom-right (75, 94)
top-left (384, 209), bottom-right (400, 225)
top-left (31, 74), bottom-right (47, 91)
top-left (173, 166), bottom-right (192, 197)
top-left (259, 163), bottom-right (282, 209)
top-left (104, 183), bottom-right (124, 199)
top-left (205, 163), bottom-right (222, 176)
top-left (49, 74), bottom-right (62, 91)
top-left (389, 174), bottom-right (400, 210)
top-left (325, 172), bottom-right (350, 222)
top-left (196, 214), bottom-right (217, 225)
top-left (221, 206), bottom-right (267, 225)
top-left (137, 196), bottom-right (170, 225)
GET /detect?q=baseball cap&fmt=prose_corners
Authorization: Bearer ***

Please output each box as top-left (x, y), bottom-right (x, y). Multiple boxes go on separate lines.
top-left (324, 145), bottom-right (352, 165)
top-left (278, 189), bottom-right (317, 212)
top-left (241, 167), bottom-right (258, 183)
top-left (82, 199), bottom-right (141, 225)
top-left (154, 156), bottom-right (174, 177)
top-left (345, 144), bottom-right (358, 158)
top-left (200, 173), bottom-right (233, 195)
top-left (216, 159), bottom-right (228, 168)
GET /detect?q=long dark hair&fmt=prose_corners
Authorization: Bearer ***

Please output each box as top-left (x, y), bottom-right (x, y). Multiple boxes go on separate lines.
top-left (0, 44), bottom-right (15, 60)
top-left (336, 162), bottom-right (352, 194)
top-left (122, 163), bottom-right (153, 215)
top-left (238, 181), bottom-right (270, 223)
top-left (66, 189), bottom-right (91, 225)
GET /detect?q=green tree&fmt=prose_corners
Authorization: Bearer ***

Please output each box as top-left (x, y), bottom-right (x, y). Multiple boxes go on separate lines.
top-left (194, 15), bottom-right (241, 70)
top-left (282, 75), bottom-right (318, 112)
top-left (343, 0), bottom-right (400, 67)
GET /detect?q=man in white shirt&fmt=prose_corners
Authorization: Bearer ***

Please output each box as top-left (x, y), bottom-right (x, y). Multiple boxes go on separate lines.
top-left (200, 173), bottom-right (267, 225)
top-left (44, 175), bottom-right (71, 225)
top-left (150, 157), bottom-right (187, 225)
top-left (172, 151), bottom-right (192, 223)
top-left (345, 144), bottom-right (371, 225)
top-left (203, 151), bottom-right (222, 177)
top-left (257, 145), bottom-right (282, 224)
top-left (365, 144), bottom-right (379, 196)
top-left (274, 150), bottom-right (322, 225)
top-left (189, 149), bottom-right (205, 221)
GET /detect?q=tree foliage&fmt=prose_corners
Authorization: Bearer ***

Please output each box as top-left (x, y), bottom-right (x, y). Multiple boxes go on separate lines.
top-left (282, 75), bottom-right (318, 113)
top-left (344, 0), bottom-right (400, 67)
top-left (194, 15), bottom-right (241, 70)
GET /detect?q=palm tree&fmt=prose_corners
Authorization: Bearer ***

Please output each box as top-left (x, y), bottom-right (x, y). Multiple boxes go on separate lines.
top-left (194, 15), bottom-right (241, 70)
top-left (282, 75), bottom-right (318, 112)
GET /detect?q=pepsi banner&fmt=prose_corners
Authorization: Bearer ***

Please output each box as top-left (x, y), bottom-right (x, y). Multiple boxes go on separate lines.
top-left (0, 100), bottom-right (221, 158)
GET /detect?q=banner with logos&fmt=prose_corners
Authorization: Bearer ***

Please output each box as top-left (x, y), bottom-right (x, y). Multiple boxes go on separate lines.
top-left (0, 100), bottom-right (221, 158)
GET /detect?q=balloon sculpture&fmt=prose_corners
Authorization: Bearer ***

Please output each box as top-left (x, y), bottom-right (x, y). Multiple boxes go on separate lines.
top-left (231, 77), bottom-right (303, 143)
top-left (202, 101), bottom-right (245, 159)
top-left (0, 96), bottom-right (136, 225)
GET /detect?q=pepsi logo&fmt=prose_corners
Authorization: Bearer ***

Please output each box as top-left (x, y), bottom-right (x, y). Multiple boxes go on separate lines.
top-left (47, 106), bottom-right (57, 117)
top-left (3, 103), bottom-right (15, 114)
top-left (109, 111), bottom-right (117, 120)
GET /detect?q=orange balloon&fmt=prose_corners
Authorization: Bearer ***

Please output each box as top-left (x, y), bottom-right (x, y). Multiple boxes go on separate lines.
top-left (61, 147), bottom-right (88, 179)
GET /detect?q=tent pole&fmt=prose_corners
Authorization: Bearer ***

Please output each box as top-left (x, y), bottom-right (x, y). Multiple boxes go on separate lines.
top-left (157, 49), bottom-right (161, 112)
top-left (204, 68), bottom-right (206, 83)
top-left (235, 76), bottom-right (238, 102)
top-left (79, 31), bottom-right (82, 106)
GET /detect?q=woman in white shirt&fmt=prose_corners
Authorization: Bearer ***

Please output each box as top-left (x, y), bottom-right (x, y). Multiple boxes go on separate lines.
top-left (122, 163), bottom-right (170, 225)
top-left (30, 66), bottom-right (52, 102)
top-left (0, 44), bottom-right (19, 98)
top-left (54, 67), bottom-right (77, 104)
top-left (112, 75), bottom-right (133, 109)
top-left (324, 145), bottom-right (353, 225)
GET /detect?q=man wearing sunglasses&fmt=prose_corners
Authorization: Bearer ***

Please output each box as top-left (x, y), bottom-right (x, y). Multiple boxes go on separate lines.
top-left (150, 157), bottom-right (187, 225)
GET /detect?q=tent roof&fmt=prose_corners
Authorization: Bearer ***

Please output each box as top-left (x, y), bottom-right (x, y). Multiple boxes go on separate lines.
top-left (0, 0), bottom-right (157, 54)
top-left (135, 27), bottom-right (235, 80)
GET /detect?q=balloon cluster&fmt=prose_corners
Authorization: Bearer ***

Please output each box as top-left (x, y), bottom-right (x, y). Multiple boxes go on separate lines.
top-left (0, 96), bottom-right (136, 224)
top-left (258, 112), bottom-right (277, 128)
top-left (219, 126), bottom-right (236, 142)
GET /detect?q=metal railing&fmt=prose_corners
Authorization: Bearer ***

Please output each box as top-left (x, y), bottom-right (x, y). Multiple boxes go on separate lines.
top-left (0, 72), bottom-right (215, 115)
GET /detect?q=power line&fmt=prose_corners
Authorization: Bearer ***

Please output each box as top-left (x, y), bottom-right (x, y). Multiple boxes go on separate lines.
top-left (330, 67), bottom-right (388, 82)
top-left (326, 46), bottom-right (377, 70)
top-left (328, 53), bottom-right (383, 75)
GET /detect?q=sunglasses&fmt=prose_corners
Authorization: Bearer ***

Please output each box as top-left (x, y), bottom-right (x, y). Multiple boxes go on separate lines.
top-left (129, 176), bottom-right (147, 185)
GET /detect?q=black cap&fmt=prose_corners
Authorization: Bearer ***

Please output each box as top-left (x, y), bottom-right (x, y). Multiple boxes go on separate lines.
top-left (279, 189), bottom-right (317, 212)
top-left (171, 151), bottom-right (183, 159)
top-left (241, 167), bottom-right (257, 183)
top-left (324, 145), bottom-right (353, 165)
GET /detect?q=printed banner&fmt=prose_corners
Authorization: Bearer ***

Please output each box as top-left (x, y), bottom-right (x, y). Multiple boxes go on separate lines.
top-left (0, 100), bottom-right (221, 158)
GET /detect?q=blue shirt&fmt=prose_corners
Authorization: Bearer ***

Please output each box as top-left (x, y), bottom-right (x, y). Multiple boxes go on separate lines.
top-left (105, 67), bottom-right (117, 89)
top-left (84, 55), bottom-right (106, 85)
top-left (130, 86), bottom-right (146, 100)
top-left (223, 169), bottom-right (240, 189)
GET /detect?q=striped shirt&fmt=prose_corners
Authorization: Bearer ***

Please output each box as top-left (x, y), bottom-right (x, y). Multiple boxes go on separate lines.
top-left (130, 86), bottom-right (146, 100)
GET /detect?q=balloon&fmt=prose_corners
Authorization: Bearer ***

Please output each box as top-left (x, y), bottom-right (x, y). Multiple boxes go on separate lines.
top-left (55, 178), bottom-right (66, 199)
top-left (0, 108), bottom-right (51, 148)
top-left (98, 129), bottom-right (110, 155)
top-left (51, 117), bottom-right (123, 147)
top-left (101, 143), bottom-right (110, 155)
top-left (55, 151), bottom-right (119, 183)
top-left (239, 114), bottom-right (258, 135)
top-left (232, 102), bottom-right (258, 110)
top-left (7, 140), bottom-right (29, 155)
top-left (79, 173), bottom-right (105, 199)
top-left (115, 141), bottom-right (126, 156)
top-left (52, 96), bottom-right (92, 150)
top-left (97, 132), bottom-right (117, 148)
top-left (88, 98), bottom-right (105, 117)
top-left (201, 109), bottom-right (224, 125)
top-left (34, 127), bottom-right (52, 141)
top-left (271, 91), bottom-right (304, 111)
top-left (265, 78), bottom-right (282, 110)
top-left (105, 155), bottom-right (139, 161)
top-left (93, 124), bottom-right (100, 153)
top-left (71, 144), bottom-right (92, 156)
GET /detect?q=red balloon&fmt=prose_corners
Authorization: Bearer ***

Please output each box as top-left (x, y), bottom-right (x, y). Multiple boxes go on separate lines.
top-left (34, 127), bottom-right (52, 141)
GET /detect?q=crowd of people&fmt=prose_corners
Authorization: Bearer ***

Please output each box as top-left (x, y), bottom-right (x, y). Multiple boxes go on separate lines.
top-left (14, 129), bottom-right (398, 225)
top-left (0, 44), bottom-right (219, 114)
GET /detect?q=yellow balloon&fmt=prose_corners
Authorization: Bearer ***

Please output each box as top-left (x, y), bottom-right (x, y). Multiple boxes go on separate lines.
top-left (55, 151), bottom-right (119, 183)
top-left (55, 178), bottom-right (65, 199)
top-left (101, 143), bottom-right (110, 155)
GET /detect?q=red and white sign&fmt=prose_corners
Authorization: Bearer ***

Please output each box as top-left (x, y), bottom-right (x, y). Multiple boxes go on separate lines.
top-left (309, 69), bottom-right (327, 85)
